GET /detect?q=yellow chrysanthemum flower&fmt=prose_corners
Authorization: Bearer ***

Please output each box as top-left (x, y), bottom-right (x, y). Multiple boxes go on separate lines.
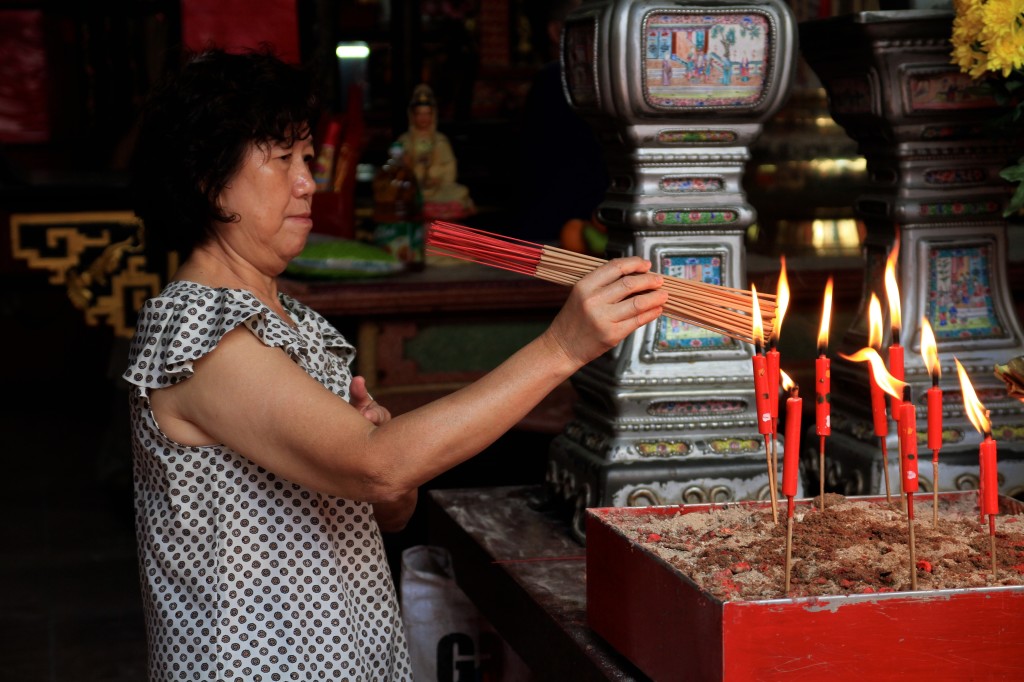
top-left (985, 30), bottom-right (1024, 76)
top-left (952, 0), bottom-right (1024, 77)
top-left (951, 0), bottom-right (1024, 218)
top-left (971, 0), bottom-right (1024, 76)
top-left (951, 0), bottom-right (990, 74)
top-left (980, 0), bottom-right (1024, 39)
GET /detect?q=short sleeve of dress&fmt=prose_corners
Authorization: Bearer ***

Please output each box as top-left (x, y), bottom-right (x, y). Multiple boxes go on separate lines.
top-left (122, 281), bottom-right (355, 397)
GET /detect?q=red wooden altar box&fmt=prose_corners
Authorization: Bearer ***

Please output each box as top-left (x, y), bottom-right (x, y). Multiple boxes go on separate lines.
top-left (586, 493), bottom-right (1024, 682)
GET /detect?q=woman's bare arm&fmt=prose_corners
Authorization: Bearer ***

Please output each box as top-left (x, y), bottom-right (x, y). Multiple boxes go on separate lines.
top-left (149, 257), bottom-right (666, 501)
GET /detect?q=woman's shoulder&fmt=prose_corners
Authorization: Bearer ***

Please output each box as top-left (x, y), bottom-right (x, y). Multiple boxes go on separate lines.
top-left (137, 280), bottom-right (275, 330)
top-left (124, 281), bottom-right (294, 388)
top-left (278, 292), bottom-right (354, 354)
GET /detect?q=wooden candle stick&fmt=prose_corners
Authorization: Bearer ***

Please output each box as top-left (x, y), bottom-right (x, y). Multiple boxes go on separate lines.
top-left (899, 391), bottom-right (919, 591)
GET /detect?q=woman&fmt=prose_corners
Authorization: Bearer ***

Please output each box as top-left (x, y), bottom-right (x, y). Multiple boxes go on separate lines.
top-left (125, 49), bottom-right (666, 680)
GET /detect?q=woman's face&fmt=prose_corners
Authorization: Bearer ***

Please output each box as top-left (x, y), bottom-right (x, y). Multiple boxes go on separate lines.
top-left (215, 134), bottom-right (316, 273)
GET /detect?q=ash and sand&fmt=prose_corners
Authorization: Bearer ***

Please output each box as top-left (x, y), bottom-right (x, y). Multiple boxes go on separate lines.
top-left (609, 493), bottom-right (1024, 600)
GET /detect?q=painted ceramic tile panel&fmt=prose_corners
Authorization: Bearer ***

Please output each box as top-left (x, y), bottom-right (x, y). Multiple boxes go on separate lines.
top-left (907, 71), bottom-right (997, 112)
top-left (644, 12), bottom-right (770, 109)
top-left (655, 254), bottom-right (735, 349)
top-left (927, 244), bottom-right (1004, 339)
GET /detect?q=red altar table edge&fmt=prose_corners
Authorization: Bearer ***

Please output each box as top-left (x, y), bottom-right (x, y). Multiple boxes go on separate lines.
top-left (586, 492), bottom-right (1024, 682)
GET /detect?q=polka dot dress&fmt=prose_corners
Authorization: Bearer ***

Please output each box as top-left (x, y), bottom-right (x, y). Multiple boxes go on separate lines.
top-left (123, 281), bottom-right (413, 681)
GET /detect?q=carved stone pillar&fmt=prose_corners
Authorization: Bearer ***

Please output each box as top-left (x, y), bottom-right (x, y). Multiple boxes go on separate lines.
top-left (546, 0), bottom-right (799, 539)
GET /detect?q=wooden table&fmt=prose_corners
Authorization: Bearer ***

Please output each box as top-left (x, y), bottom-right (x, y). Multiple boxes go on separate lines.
top-left (277, 260), bottom-right (569, 317)
top-left (278, 262), bottom-right (576, 432)
top-left (426, 485), bottom-right (650, 681)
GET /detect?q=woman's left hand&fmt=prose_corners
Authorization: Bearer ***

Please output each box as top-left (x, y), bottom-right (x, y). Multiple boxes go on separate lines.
top-left (352, 374), bottom-right (416, 529)
top-left (350, 375), bottom-right (391, 425)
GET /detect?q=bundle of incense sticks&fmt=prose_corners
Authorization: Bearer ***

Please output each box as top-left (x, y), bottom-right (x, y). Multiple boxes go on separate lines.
top-left (427, 221), bottom-right (776, 344)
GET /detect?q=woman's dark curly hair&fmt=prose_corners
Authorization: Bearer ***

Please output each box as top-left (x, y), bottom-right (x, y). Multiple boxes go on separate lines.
top-left (132, 47), bottom-right (320, 261)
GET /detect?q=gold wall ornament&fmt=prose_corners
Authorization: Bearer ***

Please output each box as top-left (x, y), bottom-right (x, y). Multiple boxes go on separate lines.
top-left (10, 211), bottom-right (166, 338)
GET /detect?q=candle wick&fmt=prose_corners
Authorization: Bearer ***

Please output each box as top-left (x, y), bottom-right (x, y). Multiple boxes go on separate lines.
top-left (902, 385), bottom-right (912, 402)
top-left (755, 342), bottom-right (762, 355)
top-left (892, 330), bottom-right (900, 346)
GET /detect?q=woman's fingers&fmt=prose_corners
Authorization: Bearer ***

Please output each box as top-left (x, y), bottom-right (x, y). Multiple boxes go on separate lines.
top-left (349, 375), bottom-right (392, 425)
top-left (349, 375), bottom-right (373, 409)
top-left (546, 257), bottom-right (667, 366)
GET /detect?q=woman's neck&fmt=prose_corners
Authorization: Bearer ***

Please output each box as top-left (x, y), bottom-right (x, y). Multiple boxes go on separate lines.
top-left (175, 243), bottom-right (282, 309)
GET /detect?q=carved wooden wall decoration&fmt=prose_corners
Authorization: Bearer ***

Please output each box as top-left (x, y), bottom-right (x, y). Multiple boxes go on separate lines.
top-left (10, 211), bottom-right (169, 338)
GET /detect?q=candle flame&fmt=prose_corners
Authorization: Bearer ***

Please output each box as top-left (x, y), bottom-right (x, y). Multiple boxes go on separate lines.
top-left (868, 294), bottom-right (884, 350)
top-left (781, 368), bottom-right (796, 392)
top-left (771, 256), bottom-right (790, 343)
top-left (817, 277), bottom-right (834, 351)
top-left (884, 233), bottom-right (902, 334)
top-left (920, 317), bottom-right (941, 380)
top-left (839, 347), bottom-right (906, 399)
top-left (955, 357), bottom-right (991, 435)
top-left (751, 284), bottom-right (764, 349)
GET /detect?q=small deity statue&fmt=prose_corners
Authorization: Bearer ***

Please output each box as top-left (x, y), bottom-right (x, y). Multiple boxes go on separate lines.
top-left (396, 84), bottom-right (475, 220)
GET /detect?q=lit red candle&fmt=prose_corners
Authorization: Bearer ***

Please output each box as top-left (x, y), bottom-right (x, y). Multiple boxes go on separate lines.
top-left (921, 319), bottom-right (943, 451)
top-left (753, 351), bottom-right (772, 435)
top-left (815, 278), bottom-right (833, 510)
top-left (782, 370), bottom-right (801, 504)
top-left (840, 348), bottom-right (907, 408)
top-left (920, 317), bottom-right (943, 525)
top-left (781, 369), bottom-right (801, 595)
top-left (981, 437), bottom-right (999, 518)
top-left (768, 257), bottom-right (790, 426)
top-left (885, 233), bottom-right (905, 421)
top-left (751, 300), bottom-right (772, 439)
top-left (899, 396), bottom-right (919, 495)
top-left (867, 295), bottom-right (890, 441)
top-left (816, 278), bottom-right (833, 438)
top-left (868, 292), bottom-right (892, 499)
top-left (840, 346), bottom-right (907, 505)
top-left (955, 358), bottom-right (1000, 578)
top-left (751, 285), bottom-right (778, 524)
top-left (767, 348), bottom-right (780, 423)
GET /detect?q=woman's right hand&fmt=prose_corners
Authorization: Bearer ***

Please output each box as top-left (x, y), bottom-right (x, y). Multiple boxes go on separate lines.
top-left (543, 256), bottom-right (667, 368)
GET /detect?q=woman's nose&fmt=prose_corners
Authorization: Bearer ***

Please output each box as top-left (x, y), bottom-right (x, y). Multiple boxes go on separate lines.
top-left (294, 164), bottom-right (314, 196)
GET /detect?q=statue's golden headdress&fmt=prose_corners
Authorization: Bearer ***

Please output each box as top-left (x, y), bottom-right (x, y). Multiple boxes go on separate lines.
top-left (408, 83), bottom-right (436, 111)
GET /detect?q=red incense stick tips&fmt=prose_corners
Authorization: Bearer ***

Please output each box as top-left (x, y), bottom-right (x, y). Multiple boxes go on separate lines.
top-left (426, 221), bottom-right (777, 344)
